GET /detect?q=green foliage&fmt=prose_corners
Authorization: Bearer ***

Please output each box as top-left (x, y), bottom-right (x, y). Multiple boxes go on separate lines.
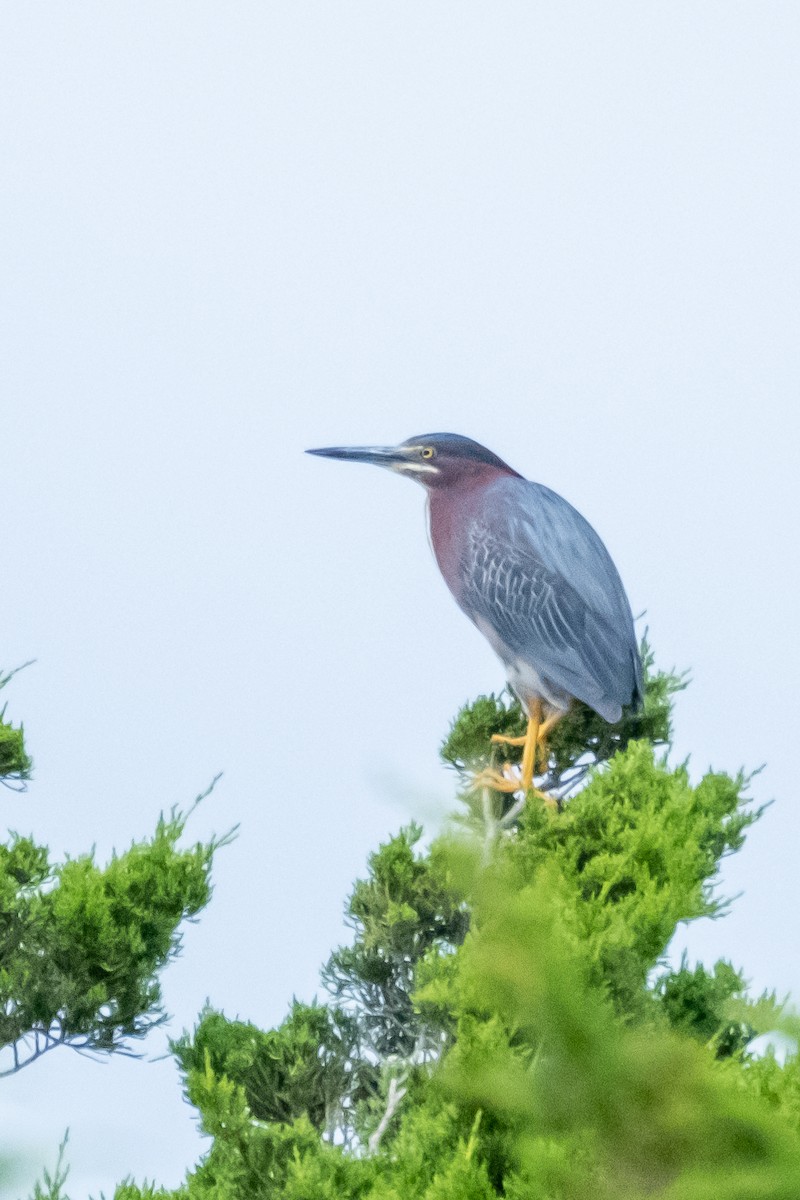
top-left (449, 860), bottom-right (800, 1200)
top-left (174, 1001), bottom-right (373, 1136)
top-left (441, 637), bottom-right (685, 804)
top-left (0, 666), bottom-right (33, 787)
top-left (28, 1134), bottom-right (71, 1200)
top-left (18, 649), bottom-right (800, 1200)
top-left (658, 957), bottom-right (755, 1057)
top-left (731, 1051), bottom-right (800, 1136)
top-left (502, 743), bottom-right (759, 1015)
top-left (1, 785), bottom-right (232, 1074)
top-left (441, 692), bottom-right (527, 775)
top-left (322, 824), bottom-right (469, 1059)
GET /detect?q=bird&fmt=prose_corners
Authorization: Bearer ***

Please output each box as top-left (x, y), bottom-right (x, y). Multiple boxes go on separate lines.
top-left (307, 433), bottom-right (643, 799)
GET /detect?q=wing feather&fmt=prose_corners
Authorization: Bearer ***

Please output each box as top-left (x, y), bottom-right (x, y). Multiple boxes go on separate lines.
top-left (459, 477), bottom-right (642, 716)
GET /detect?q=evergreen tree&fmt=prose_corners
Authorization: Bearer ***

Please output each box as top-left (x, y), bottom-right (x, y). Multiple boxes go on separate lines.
top-left (0, 666), bottom-right (33, 790)
top-left (0, 671), bottom-right (231, 1077)
top-left (24, 649), bottom-right (800, 1199)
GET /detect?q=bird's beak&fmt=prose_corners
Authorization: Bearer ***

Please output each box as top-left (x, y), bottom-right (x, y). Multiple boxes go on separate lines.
top-left (306, 444), bottom-right (407, 469)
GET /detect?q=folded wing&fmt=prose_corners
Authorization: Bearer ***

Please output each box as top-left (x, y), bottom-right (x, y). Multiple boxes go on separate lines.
top-left (459, 477), bottom-right (642, 720)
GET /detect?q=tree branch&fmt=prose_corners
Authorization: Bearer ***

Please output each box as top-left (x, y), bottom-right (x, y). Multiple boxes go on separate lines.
top-left (367, 1071), bottom-right (407, 1156)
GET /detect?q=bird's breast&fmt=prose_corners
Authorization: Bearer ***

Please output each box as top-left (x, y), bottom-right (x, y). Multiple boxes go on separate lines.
top-left (427, 484), bottom-right (482, 605)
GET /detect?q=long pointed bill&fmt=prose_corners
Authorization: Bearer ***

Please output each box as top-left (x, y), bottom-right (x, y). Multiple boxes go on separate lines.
top-left (305, 445), bottom-right (406, 468)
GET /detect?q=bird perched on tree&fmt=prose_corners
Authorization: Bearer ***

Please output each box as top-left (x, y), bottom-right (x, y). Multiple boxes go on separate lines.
top-left (307, 433), bottom-right (643, 798)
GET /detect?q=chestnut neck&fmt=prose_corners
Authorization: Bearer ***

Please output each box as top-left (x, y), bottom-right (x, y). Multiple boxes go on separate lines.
top-left (426, 462), bottom-right (519, 596)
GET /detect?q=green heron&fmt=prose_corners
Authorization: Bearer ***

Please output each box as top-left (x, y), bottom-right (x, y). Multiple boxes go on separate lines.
top-left (307, 433), bottom-right (643, 798)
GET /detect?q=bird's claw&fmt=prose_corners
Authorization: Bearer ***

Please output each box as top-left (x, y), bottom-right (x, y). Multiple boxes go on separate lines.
top-left (471, 767), bottom-right (557, 808)
top-left (471, 766), bottom-right (522, 794)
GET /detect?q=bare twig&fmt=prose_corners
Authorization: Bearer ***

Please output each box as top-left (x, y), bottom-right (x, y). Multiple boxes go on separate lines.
top-left (367, 1072), bottom-right (408, 1156)
top-left (0, 1016), bottom-right (157, 1078)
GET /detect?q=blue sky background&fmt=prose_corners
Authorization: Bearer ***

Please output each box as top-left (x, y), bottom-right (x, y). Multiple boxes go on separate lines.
top-left (2, 3), bottom-right (799, 1194)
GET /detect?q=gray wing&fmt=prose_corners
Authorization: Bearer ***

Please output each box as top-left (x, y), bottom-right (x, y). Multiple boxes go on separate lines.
top-left (459, 477), bottom-right (642, 720)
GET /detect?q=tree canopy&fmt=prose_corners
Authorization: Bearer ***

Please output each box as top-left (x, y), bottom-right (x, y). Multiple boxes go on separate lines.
top-left (12, 649), bottom-right (800, 1199)
top-left (0, 669), bottom-right (231, 1079)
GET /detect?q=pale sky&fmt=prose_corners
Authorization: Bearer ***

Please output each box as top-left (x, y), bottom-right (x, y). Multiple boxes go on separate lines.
top-left (2, 3), bottom-right (799, 1195)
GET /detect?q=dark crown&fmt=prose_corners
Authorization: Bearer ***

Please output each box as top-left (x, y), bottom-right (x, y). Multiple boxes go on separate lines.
top-left (402, 433), bottom-right (511, 471)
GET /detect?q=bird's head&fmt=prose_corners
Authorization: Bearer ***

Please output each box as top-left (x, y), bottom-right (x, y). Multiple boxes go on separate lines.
top-left (306, 433), bottom-right (518, 489)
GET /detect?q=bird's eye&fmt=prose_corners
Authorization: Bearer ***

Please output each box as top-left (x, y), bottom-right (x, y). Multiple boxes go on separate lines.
top-left (421, 447), bottom-right (435, 459)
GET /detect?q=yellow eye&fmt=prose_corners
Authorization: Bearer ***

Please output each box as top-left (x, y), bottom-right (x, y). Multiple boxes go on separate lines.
top-left (421, 447), bottom-right (435, 459)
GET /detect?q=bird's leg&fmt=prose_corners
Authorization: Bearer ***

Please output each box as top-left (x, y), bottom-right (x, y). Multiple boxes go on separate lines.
top-left (476, 701), bottom-right (555, 804)
top-left (517, 699), bottom-right (542, 792)
top-left (533, 711), bottom-right (564, 779)
top-left (490, 699), bottom-right (550, 781)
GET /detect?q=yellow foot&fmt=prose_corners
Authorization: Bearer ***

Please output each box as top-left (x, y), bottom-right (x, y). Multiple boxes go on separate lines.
top-left (471, 767), bottom-right (555, 807)
top-left (490, 733), bottom-right (527, 747)
top-left (471, 766), bottom-right (522, 794)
